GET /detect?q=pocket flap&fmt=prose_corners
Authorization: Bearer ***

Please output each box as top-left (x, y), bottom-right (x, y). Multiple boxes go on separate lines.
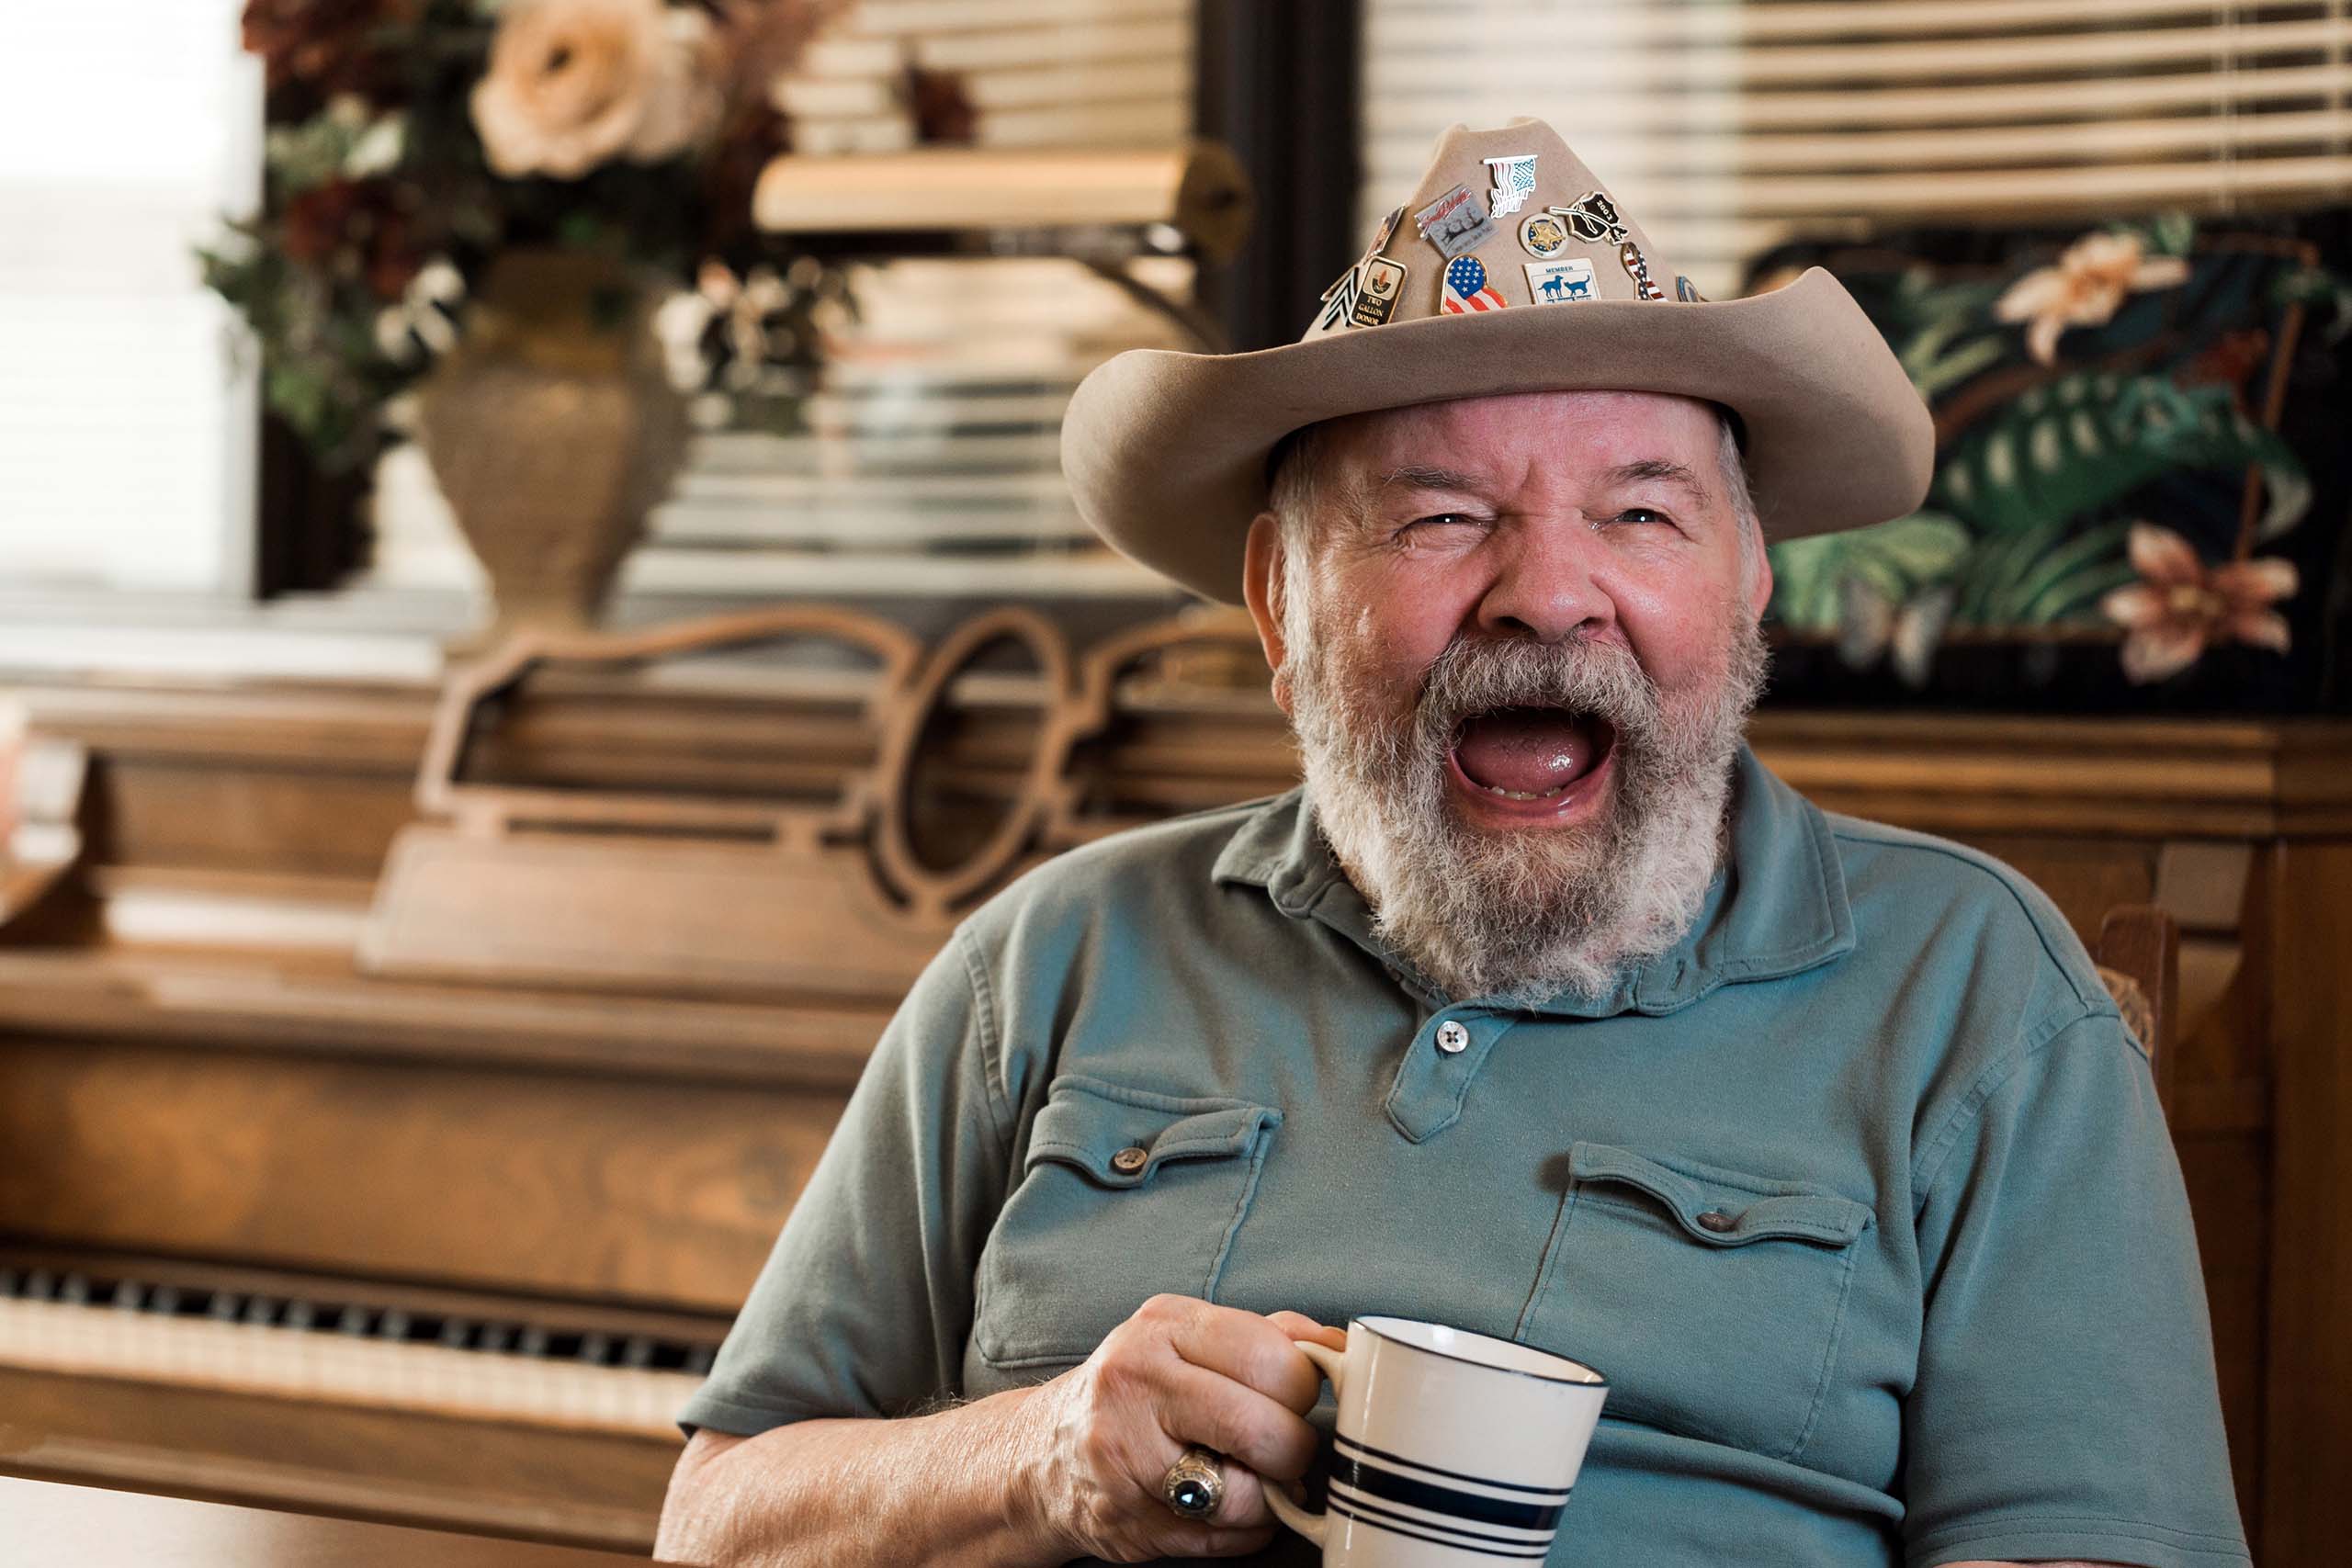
top-left (1025, 1075), bottom-right (1282, 1189)
top-left (1568, 1142), bottom-right (1873, 1248)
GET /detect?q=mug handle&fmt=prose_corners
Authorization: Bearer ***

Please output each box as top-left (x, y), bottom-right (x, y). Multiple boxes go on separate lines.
top-left (1261, 1338), bottom-right (1347, 1546)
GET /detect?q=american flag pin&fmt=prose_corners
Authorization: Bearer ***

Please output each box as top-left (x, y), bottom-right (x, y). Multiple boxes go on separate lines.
top-left (1483, 154), bottom-right (1539, 218)
top-left (1442, 254), bottom-right (1508, 314)
top-left (1620, 241), bottom-right (1668, 301)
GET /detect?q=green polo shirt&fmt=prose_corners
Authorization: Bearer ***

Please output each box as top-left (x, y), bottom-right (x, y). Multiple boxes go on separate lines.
top-left (678, 744), bottom-right (2247, 1568)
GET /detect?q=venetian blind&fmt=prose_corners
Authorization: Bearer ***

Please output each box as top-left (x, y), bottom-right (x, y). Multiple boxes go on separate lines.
top-left (0, 4), bottom-right (259, 593)
top-left (371, 0), bottom-right (1193, 604)
top-left (1363, 0), bottom-right (2352, 298)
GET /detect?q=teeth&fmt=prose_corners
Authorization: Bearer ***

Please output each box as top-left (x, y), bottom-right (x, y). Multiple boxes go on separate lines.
top-left (1481, 783), bottom-right (1569, 802)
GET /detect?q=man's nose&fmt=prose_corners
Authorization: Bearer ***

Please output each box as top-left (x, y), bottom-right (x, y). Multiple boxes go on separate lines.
top-left (1474, 519), bottom-right (1614, 643)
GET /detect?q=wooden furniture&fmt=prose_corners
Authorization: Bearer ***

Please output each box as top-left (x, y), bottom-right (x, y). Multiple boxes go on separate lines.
top-left (2, 611), bottom-right (2346, 1561)
top-left (0, 1476), bottom-right (644, 1566)
top-left (2094, 904), bottom-right (2181, 1111)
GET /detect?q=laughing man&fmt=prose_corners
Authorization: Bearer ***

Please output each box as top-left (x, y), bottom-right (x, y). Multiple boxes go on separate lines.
top-left (658, 119), bottom-right (2246, 1568)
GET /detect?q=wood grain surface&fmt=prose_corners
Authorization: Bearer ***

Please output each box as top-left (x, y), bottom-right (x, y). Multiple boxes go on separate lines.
top-left (0, 1039), bottom-right (836, 1311)
top-left (0, 1475), bottom-right (649, 1565)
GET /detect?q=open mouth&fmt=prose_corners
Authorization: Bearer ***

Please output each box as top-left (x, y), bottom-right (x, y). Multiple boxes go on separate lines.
top-left (1447, 705), bottom-right (1618, 813)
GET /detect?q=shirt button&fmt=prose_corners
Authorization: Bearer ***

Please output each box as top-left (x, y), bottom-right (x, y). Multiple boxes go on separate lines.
top-left (1111, 1146), bottom-right (1148, 1175)
top-left (1435, 1021), bottom-right (1471, 1055)
top-left (1695, 1210), bottom-right (1736, 1233)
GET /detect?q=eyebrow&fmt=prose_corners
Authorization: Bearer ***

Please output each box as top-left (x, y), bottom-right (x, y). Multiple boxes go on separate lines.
top-left (1348, 457), bottom-right (1717, 517)
top-left (1598, 458), bottom-right (1714, 505)
top-left (1371, 464), bottom-right (1488, 496)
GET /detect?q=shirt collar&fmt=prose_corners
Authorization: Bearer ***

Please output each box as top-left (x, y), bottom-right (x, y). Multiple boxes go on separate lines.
top-left (1211, 742), bottom-right (1854, 1018)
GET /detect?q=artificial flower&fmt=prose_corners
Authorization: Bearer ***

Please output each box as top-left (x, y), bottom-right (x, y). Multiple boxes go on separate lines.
top-left (242, 0), bottom-right (421, 96)
top-left (470, 0), bottom-right (718, 180)
top-left (277, 176), bottom-right (423, 298)
top-left (1994, 231), bottom-right (2191, 366)
top-left (2099, 522), bottom-right (2298, 683)
top-left (374, 258), bottom-right (466, 365)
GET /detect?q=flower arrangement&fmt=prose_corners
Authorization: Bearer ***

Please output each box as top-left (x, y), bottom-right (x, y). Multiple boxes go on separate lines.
top-left (204, 0), bottom-right (848, 475)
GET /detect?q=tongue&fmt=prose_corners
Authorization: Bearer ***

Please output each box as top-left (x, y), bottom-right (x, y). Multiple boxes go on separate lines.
top-left (1453, 707), bottom-right (1601, 795)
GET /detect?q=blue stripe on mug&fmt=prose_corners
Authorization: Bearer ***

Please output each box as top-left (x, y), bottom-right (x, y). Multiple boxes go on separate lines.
top-left (1332, 1455), bottom-right (1568, 1532)
top-left (1328, 1489), bottom-right (1558, 1551)
top-left (1329, 1498), bottom-right (1553, 1560)
top-left (1334, 1434), bottom-right (1574, 1499)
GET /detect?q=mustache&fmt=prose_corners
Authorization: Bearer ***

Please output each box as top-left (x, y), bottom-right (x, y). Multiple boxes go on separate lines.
top-left (1409, 634), bottom-right (1659, 748)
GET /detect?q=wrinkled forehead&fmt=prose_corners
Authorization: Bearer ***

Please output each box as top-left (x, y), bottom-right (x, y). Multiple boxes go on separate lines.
top-left (1316, 389), bottom-right (1727, 483)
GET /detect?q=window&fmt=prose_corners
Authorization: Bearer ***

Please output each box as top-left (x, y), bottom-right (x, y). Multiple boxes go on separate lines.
top-left (1363, 0), bottom-right (2352, 295)
top-left (0, 4), bottom-right (260, 593)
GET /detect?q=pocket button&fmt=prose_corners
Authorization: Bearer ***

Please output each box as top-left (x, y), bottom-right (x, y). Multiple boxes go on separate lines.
top-left (1111, 1145), bottom-right (1149, 1175)
top-left (1696, 1209), bottom-right (1737, 1233)
top-left (1436, 1021), bottom-right (1471, 1055)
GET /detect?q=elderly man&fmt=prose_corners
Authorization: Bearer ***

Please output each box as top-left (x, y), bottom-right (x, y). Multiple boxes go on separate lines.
top-left (657, 121), bottom-right (2245, 1568)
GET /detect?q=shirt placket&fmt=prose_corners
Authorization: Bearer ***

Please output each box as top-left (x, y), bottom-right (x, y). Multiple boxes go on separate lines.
top-left (1383, 1007), bottom-right (1510, 1143)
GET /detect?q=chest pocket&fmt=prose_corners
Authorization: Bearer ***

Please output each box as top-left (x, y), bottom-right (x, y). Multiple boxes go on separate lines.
top-left (975, 1074), bottom-right (1283, 1369)
top-left (1525, 1142), bottom-right (1874, 1463)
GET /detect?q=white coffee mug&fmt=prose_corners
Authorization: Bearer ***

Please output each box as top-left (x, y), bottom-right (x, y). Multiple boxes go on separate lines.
top-left (1262, 1316), bottom-right (1608, 1565)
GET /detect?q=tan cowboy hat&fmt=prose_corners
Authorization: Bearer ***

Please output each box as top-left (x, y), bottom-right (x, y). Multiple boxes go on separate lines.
top-left (1060, 117), bottom-right (1935, 604)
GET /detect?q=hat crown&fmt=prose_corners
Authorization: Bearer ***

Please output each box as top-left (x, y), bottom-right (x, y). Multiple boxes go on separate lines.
top-left (1304, 117), bottom-right (1690, 339)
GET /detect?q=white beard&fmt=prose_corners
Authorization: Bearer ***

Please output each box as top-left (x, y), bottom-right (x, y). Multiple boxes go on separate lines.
top-left (1283, 603), bottom-right (1769, 1007)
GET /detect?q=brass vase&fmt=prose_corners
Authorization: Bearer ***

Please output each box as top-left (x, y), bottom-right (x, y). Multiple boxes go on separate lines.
top-left (414, 250), bottom-right (688, 650)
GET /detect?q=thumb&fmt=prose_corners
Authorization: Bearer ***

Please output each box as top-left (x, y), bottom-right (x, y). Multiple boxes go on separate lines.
top-left (1264, 1311), bottom-right (1347, 1351)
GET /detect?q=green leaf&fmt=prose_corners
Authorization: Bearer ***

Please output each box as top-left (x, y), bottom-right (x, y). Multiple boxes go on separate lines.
top-left (2007, 520), bottom-right (2133, 623)
top-left (1767, 512), bottom-right (1971, 633)
top-left (1934, 370), bottom-right (2307, 539)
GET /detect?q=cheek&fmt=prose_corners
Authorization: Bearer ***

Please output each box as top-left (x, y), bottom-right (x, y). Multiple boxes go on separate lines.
top-left (1617, 577), bottom-right (1746, 689)
top-left (1340, 556), bottom-right (1478, 671)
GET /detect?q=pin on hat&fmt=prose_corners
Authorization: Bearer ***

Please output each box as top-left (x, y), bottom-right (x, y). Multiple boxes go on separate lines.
top-left (1060, 117), bottom-right (1934, 604)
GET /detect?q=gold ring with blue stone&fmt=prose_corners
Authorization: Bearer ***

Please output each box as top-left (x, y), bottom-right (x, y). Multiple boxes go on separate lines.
top-left (1159, 1444), bottom-right (1226, 1520)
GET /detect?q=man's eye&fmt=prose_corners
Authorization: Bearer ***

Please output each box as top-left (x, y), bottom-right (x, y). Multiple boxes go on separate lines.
top-left (1614, 507), bottom-right (1670, 525)
top-left (1403, 513), bottom-right (1478, 533)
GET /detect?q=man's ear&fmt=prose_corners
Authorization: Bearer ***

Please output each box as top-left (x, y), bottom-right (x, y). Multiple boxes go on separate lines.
top-left (1745, 519), bottom-right (1775, 622)
top-left (1240, 512), bottom-right (1295, 716)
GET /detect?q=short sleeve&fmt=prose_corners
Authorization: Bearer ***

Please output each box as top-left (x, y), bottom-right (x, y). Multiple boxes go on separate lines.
top-left (675, 925), bottom-right (1012, 1438)
top-left (1903, 1010), bottom-right (2250, 1568)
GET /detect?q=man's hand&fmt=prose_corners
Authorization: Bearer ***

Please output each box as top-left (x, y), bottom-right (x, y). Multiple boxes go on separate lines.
top-left (1009, 1294), bottom-right (1347, 1563)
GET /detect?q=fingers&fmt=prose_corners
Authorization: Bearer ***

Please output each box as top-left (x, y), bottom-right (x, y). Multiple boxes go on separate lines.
top-left (1263, 1310), bottom-right (1348, 1353)
top-left (1151, 1359), bottom-right (1321, 1483)
top-left (1028, 1298), bottom-right (1342, 1561)
top-left (1145, 1295), bottom-right (1329, 1414)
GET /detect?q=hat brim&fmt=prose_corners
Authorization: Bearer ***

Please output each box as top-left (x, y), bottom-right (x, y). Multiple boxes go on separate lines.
top-left (1061, 266), bottom-right (1935, 604)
